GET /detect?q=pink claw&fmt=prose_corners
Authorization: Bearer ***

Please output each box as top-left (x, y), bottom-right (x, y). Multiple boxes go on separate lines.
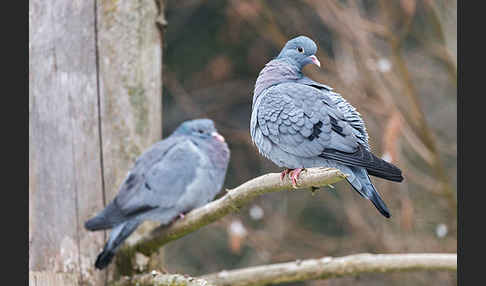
top-left (288, 168), bottom-right (304, 188)
top-left (280, 169), bottom-right (291, 181)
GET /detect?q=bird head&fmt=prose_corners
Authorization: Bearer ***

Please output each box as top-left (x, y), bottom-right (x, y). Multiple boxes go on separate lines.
top-left (174, 118), bottom-right (225, 142)
top-left (276, 35), bottom-right (320, 69)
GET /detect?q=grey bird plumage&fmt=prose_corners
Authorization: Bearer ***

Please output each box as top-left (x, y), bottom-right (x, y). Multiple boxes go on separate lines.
top-left (250, 35), bottom-right (403, 218)
top-left (85, 119), bottom-right (230, 269)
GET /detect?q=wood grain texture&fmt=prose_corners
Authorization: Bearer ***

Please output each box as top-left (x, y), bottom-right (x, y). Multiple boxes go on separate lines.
top-left (96, 0), bottom-right (162, 204)
top-left (29, 271), bottom-right (79, 286)
top-left (29, 0), bottom-right (106, 284)
top-left (95, 0), bottom-right (163, 278)
top-left (30, 0), bottom-right (163, 283)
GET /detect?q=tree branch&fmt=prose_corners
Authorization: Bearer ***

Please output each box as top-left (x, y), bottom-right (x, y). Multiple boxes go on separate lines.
top-left (201, 253), bottom-right (457, 286)
top-left (114, 253), bottom-right (456, 286)
top-left (113, 272), bottom-right (216, 286)
top-left (121, 167), bottom-right (346, 259)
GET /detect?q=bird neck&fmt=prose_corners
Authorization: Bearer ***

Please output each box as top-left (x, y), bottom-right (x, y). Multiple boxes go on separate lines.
top-left (191, 138), bottom-right (229, 170)
top-left (253, 59), bottom-right (302, 98)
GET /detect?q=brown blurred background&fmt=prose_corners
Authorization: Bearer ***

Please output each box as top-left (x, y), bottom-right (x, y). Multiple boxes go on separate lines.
top-left (161, 1), bottom-right (457, 285)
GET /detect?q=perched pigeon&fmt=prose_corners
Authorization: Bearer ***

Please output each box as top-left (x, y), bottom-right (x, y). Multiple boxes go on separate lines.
top-left (250, 35), bottom-right (403, 218)
top-left (85, 119), bottom-right (230, 269)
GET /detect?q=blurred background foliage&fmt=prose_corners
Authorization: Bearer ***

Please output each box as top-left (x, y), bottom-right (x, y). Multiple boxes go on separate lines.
top-left (160, 0), bottom-right (456, 285)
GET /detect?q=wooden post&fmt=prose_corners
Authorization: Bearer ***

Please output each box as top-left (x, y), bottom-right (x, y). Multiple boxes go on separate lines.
top-left (96, 0), bottom-right (163, 279)
top-left (29, 0), bottom-right (163, 284)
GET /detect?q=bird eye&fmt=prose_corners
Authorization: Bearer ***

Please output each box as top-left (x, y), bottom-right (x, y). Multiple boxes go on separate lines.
top-left (297, 47), bottom-right (304, 53)
top-left (197, 129), bottom-right (204, 134)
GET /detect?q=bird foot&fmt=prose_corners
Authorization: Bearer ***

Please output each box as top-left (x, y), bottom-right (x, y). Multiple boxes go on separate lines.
top-left (280, 169), bottom-right (291, 181)
top-left (288, 168), bottom-right (304, 189)
top-left (178, 213), bottom-right (185, 219)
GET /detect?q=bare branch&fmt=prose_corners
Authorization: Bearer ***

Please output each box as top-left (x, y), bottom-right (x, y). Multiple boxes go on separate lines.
top-left (122, 167), bottom-right (346, 258)
top-left (201, 253), bottom-right (457, 286)
top-left (114, 253), bottom-right (456, 286)
top-left (113, 272), bottom-right (216, 286)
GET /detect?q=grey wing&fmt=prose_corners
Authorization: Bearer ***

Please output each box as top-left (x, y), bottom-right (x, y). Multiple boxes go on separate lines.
top-left (251, 93), bottom-right (274, 157)
top-left (296, 76), bottom-right (335, 91)
top-left (256, 83), bottom-right (402, 180)
top-left (257, 82), bottom-right (359, 158)
top-left (330, 93), bottom-right (369, 149)
top-left (297, 76), bottom-right (369, 147)
top-left (114, 139), bottom-right (201, 216)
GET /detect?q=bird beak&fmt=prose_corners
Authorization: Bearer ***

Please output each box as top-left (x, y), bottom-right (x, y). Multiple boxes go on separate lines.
top-left (309, 55), bottom-right (321, 68)
top-left (211, 132), bottom-right (225, 142)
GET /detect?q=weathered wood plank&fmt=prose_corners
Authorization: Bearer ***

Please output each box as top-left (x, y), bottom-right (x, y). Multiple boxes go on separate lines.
top-left (96, 0), bottom-right (162, 200)
top-left (29, 0), bottom-right (105, 284)
top-left (96, 0), bottom-right (163, 277)
top-left (29, 271), bottom-right (79, 286)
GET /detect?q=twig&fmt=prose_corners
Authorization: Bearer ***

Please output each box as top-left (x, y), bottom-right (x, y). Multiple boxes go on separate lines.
top-left (200, 253), bottom-right (457, 286)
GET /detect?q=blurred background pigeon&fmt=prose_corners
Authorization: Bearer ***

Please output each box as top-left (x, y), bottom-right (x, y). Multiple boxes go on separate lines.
top-left (85, 118), bottom-right (230, 269)
top-left (250, 36), bottom-right (403, 218)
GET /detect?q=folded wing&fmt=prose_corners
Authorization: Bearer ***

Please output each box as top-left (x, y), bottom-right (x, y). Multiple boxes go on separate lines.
top-left (255, 82), bottom-right (402, 182)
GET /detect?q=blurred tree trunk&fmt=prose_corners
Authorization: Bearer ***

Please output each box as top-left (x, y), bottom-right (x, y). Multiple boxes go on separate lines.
top-left (29, 0), bottom-right (164, 284)
top-left (96, 0), bottom-right (164, 280)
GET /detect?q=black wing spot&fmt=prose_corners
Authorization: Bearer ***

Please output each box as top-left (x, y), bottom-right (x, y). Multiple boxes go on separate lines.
top-left (329, 116), bottom-right (346, 137)
top-left (310, 84), bottom-right (329, 91)
top-left (308, 121), bottom-right (323, 141)
top-left (144, 182), bottom-right (152, 190)
top-left (125, 173), bottom-right (137, 189)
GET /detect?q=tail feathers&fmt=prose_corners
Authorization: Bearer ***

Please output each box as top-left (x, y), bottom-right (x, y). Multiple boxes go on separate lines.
top-left (367, 169), bottom-right (403, 182)
top-left (95, 248), bottom-right (115, 270)
top-left (319, 145), bottom-right (403, 183)
top-left (85, 216), bottom-right (114, 231)
top-left (85, 202), bottom-right (126, 231)
top-left (94, 220), bottom-right (141, 270)
top-left (368, 189), bottom-right (391, 218)
top-left (346, 167), bottom-right (391, 218)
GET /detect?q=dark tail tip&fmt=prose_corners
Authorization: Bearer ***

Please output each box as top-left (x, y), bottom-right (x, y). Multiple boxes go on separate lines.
top-left (370, 192), bottom-right (391, 218)
top-left (85, 216), bottom-right (109, 231)
top-left (95, 248), bottom-right (115, 270)
top-left (84, 218), bottom-right (98, 231)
